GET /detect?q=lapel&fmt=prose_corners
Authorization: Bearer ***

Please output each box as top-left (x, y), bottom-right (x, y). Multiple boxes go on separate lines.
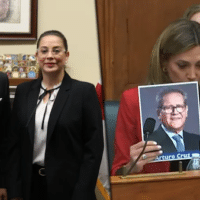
top-left (183, 131), bottom-right (193, 150)
top-left (27, 78), bottom-right (41, 145)
top-left (157, 125), bottom-right (177, 153)
top-left (46, 73), bottom-right (72, 144)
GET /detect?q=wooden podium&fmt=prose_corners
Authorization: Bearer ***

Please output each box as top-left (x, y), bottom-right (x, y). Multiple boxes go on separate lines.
top-left (110, 171), bottom-right (200, 200)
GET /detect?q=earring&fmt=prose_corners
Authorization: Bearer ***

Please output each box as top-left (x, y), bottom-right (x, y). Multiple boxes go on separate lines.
top-left (163, 67), bottom-right (167, 72)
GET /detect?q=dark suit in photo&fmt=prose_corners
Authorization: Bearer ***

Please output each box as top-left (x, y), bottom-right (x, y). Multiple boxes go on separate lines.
top-left (0, 72), bottom-right (10, 187)
top-left (147, 125), bottom-right (200, 153)
top-left (6, 73), bottom-right (103, 200)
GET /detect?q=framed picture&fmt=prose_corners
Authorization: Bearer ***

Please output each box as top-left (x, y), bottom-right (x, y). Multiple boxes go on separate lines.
top-left (0, 0), bottom-right (37, 40)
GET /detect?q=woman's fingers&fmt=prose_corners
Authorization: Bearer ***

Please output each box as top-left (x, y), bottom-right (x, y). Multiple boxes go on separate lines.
top-left (128, 141), bottom-right (163, 173)
top-left (144, 144), bottom-right (162, 153)
top-left (130, 141), bottom-right (162, 160)
top-left (130, 140), bottom-right (157, 150)
top-left (135, 150), bottom-right (163, 170)
top-left (141, 150), bottom-right (163, 161)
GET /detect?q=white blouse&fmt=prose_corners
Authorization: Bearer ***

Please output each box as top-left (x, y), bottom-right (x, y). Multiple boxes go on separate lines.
top-left (32, 82), bottom-right (61, 166)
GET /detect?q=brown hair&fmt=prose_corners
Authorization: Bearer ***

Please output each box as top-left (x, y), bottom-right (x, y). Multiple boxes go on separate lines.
top-left (37, 30), bottom-right (68, 51)
top-left (182, 4), bottom-right (200, 20)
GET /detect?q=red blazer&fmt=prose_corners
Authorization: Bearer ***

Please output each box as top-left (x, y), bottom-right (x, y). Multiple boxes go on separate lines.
top-left (111, 87), bottom-right (170, 175)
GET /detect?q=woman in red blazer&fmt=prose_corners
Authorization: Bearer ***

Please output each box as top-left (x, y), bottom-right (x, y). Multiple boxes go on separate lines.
top-left (6, 30), bottom-right (103, 200)
top-left (112, 19), bottom-right (200, 175)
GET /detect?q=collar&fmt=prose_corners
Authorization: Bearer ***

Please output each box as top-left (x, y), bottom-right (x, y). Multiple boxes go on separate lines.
top-left (40, 82), bottom-right (62, 101)
top-left (161, 124), bottom-right (183, 138)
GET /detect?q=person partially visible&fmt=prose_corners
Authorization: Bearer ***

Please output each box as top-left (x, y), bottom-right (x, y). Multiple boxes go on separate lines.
top-left (111, 19), bottom-right (200, 176)
top-left (0, 72), bottom-right (11, 200)
top-left (148, 88), bottom-right (200, 153)
top-left (182, 4), bottom-right (200, 23)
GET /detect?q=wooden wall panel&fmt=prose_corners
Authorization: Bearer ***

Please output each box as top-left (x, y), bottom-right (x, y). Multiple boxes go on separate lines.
top-left (113, 0), bottom-right (129, 99)
top-left (96, 0), bottom-right (200, 100)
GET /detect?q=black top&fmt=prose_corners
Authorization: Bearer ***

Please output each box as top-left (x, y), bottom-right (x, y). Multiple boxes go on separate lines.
top-left (0, 72), bottom-right (11, 187)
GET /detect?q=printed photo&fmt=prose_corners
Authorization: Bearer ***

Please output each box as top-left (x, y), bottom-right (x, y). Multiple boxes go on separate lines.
top-left (139, 82), bottom-right (200, 162)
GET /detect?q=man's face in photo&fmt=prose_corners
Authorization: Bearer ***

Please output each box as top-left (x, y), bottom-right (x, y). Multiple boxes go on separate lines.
top-left (158, 92), bottom-right (188, 133)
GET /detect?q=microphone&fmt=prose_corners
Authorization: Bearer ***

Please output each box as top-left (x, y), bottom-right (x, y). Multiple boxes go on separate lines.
top-left (143, 117), bottom-right (156, 139)
top-left (125, 118), bottom-right (156, 175)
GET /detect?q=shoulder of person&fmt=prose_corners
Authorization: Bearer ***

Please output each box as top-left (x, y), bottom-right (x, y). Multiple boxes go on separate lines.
top-left (0, 72), bottom-right (8, 83)
top-left (0, 72), bottom-right (7, 78)
top-left (71, 78), bottom-right (95, 91)
top-left (120, 87), bottom-right (139, 107)
top-left (184, 131), bottom-right (200, 139)
top-left (122, 87), bottom-right (139, 98)
top-left (149, 125), bottom-right (163, 137)
top-left (16, 79), bottom-right (39, 92)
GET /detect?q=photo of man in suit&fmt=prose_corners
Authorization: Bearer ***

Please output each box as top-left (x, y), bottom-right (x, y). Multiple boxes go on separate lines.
top-left (0, 72), bottom-right (11, 200)
top-left (147, 88), bottom-right (200, 153)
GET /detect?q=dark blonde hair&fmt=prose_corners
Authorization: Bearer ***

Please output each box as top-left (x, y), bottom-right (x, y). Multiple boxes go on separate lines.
top-left (147, 19), bottom-right (200, 84)
top-left (183, 4), bottom-right (200, 20)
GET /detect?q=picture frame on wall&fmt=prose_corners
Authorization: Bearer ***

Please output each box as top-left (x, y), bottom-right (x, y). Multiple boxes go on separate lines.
top-left (0, 0), bottom-right (37, 40)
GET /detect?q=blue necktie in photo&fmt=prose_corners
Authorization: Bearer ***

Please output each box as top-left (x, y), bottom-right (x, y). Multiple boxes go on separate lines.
top-left (172, 134), bottom-right (185, 152)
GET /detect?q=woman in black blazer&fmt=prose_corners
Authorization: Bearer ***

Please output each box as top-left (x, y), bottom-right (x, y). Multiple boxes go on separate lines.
top-left (7, 30), bottom-right (104, 200)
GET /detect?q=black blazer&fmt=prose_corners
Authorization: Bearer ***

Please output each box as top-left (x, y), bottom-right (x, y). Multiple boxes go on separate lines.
top-left (7, 73), bottom-right (103, 200)
top-left (0, 72), bottom-right (10, 187)
top-left (148, 125), bottom-right (200, 153)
